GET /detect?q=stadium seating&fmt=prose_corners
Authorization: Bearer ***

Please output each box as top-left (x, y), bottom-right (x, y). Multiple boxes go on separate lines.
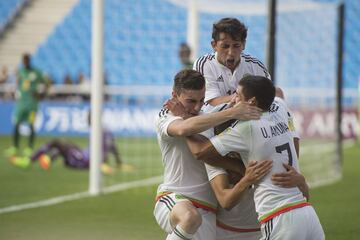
top-left (0, 0), bottom-right (27, 33)
top-left (30, 0), bottom-right (359, 92)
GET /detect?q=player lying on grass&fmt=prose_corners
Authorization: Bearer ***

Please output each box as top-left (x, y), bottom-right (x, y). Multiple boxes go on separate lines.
top-left (11, 111), bottom-right (133, 174)
top-left (10, 129), bottom-right (130, 175)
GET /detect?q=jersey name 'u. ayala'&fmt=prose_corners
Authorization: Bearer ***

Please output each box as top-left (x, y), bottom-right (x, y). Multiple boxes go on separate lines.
top-left (260, 121), bottom-right (289, 139)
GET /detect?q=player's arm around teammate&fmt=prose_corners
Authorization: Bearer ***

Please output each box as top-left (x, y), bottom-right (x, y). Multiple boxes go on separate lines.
top-left (166, 98), bottom-right (262, 137)
top-left (210, 160), bottom-right (272, 210)
top-left (164, 96), bottom-right (261, 173)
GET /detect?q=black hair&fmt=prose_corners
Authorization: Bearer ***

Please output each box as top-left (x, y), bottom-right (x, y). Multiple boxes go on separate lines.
top-left (212, 18), bottom-right (248, 42)
top-left (238, 75), bottom-right (275, 111)
top-left (179, 42), bottom-right (191, 51)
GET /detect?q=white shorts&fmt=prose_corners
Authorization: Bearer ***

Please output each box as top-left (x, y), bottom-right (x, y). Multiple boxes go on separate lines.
top-left (154, 193), bottom-right (216, 240)
top-left (260, 206), bottom-right (325, 240)
top-left (216, 226), bottom-right (261, 240)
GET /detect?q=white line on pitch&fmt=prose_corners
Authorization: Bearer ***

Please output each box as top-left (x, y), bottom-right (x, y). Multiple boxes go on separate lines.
top-left (0, 175), bottom-right (163, 215)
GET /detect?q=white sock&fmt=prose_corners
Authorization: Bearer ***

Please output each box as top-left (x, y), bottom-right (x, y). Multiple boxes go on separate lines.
top-left (167, 225), bottom-right (194, 240)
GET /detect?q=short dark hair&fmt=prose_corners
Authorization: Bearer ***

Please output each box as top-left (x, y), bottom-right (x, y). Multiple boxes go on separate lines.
top-left (179, 42), bottom-right (191, 52)
top-left (173, 69), bottom-right (205, 94)
top-left (212, 18), bottom-right (248, 42)
top-left (23, 53), bottom-right (31, 60)
top-left (238, 75), bottom-right (275, 111)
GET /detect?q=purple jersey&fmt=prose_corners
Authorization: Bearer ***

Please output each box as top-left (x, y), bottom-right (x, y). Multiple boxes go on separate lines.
top-left (31, 130), bottom-right (118, 169)
top-left (66, 147), bottom-right (89, 168)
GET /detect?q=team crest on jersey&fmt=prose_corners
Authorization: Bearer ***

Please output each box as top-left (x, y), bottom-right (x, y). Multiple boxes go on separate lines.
top-left (288, 118), bottom-right (296, 131)
top-left (269, 103), bottom-right (279, 113)
top-left (216, 75), bottom-right (224, 82)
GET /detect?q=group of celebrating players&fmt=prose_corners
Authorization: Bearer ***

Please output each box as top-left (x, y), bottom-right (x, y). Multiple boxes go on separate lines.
top-left (153, 18), bottom-right (325, 240)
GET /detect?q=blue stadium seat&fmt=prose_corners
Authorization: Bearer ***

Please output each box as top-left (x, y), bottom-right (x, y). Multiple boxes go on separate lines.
top-left (0, 0), bottom-right (26, 31)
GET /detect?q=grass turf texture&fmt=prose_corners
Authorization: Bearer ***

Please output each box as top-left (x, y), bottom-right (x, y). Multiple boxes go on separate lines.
top-left (0, 136), bottom-right (359, 239)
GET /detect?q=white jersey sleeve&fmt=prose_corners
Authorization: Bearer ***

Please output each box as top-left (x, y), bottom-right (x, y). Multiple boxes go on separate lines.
top-left (210, 121), bottom-right (252, 163)
top-left (199, 128), bottom-right (214, 139)
top-left (155, 108), bottom-right (183, 139)
top-left (193, 54), bottom-right (220, 102)
top-left (242, 54), bottom-right (271, 80)
top-left (205, 163), bottom-right (228, 181)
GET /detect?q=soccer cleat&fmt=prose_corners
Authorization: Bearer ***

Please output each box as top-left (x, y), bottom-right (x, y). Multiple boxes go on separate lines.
top-left (39, 154), bottom-right (51, 170)
top-left (23, 147), bottom-right (33, 157)
top-left (11, 156), bottom-right (31, 169)
top-left (101, 163), bottom-right (114, 175)
top-left (5, 146), bottom-right (18, 157)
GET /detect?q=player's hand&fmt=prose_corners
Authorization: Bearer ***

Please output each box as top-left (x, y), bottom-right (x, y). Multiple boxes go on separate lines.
top-left (227, 93), bottom-right (237, 108)
top-left (231, 101), bottom-right (262, 121)
top-left (163, 97), bottom-right (190, 119)
top-left (243, 160), bottom-right (273, 185)
top-left (271, 163), bottom-right (305, 188)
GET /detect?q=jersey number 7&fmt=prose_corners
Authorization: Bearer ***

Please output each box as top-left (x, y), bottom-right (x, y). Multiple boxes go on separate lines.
top-left (275, 142), bottom-right (293, 167)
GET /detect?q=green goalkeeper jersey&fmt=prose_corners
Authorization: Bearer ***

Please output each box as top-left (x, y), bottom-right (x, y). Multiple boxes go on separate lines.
top-left (16, 67), bottom-right (46, 109)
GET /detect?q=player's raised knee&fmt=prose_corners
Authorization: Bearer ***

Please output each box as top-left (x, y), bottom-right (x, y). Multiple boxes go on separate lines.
top-left (180, 207), bottom-right (202, 231)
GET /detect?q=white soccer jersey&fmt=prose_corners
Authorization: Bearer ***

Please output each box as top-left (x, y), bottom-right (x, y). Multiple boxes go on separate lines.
top-left (155, 108), bottom-right (217, 209)
top-left (210, 98), bottom-right (306, 223)
top-left (194, 52), bottom-right (271, 102)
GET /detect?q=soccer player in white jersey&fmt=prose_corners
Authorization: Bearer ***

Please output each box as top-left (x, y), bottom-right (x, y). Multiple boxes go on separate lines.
top-left (184, 102), bottom-right (308, 240)
top-left (194, 17), bottom-right (271, 106)
top-left (200, 120), bottom-right (267, 240)
top-left (153, 70), bottom-right (268, 240)
top-left (186, 75), bottom-right (325, 240)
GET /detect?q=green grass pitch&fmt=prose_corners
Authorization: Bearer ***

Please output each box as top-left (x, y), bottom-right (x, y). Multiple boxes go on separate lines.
top-left (0, 136), bottom-right (359, 239)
